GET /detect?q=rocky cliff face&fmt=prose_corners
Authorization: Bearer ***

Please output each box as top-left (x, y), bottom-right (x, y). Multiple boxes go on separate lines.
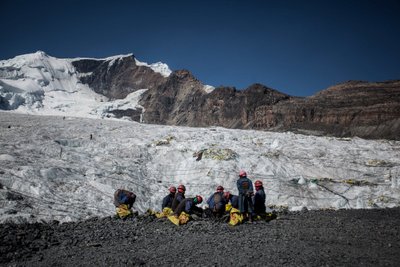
top-left (139, 69), bottom-right (207, 125)
top-left (186, 83), bottom-right (291, 129)
top-left (255, 80), bottom-right (400, 139)
top-left (139, 71), bottom-right (291, 128)
top-left (137, 68), bottom-right (399, 140)
top-left (71, 55), bottom-right (167, 99)
top-left (135, 64), bottom-right (400, 139)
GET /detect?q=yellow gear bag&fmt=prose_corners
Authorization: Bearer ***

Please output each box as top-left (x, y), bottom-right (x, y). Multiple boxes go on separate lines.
top-left (167, 212), bottom-right (190, 226)
top-left (168, 215), bottom-right (180, 226)
top-left (116, 204), bottom-right (132, 219)
top-left (225, 203), bottom-right (232, 212)
top-left (179, 212), bottom-right (190, 225)
top-left (155, 207), bottom-right (173, 218)
top-left (228, 208), bottom-right (244, 226)
top-left (146, 209), bottom-right (157, 216)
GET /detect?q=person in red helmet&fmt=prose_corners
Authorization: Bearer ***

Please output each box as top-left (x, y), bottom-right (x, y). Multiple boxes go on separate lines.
top-left (253, 180), bottom-right (266, 216)
top-left (171, 184), bottom-right (186, 211)
top-left (236, 170), bottom-right (255, 222)
top-left (173, 195), bottom-right (203, 216)
top-left (162, 186), bottom-right (177, 210)
top-left (206, 185), bottom-right (227, 218)
top-left (224, 191), bottom-right (239, 209)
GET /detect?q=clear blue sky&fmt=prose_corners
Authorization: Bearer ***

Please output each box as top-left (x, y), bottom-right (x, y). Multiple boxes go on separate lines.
top-left (1, 0), bottom-right (399, 96)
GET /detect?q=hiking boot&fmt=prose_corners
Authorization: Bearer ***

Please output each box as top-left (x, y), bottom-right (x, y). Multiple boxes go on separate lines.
top-left (248, 214), bottom-right (254, 223)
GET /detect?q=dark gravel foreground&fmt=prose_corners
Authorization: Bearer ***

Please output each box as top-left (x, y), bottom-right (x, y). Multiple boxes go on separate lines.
top-left (1, 208), bottom-right (400, 267)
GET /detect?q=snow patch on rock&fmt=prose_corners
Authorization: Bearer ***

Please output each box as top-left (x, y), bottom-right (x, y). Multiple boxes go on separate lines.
top-left (135, 58), bottom-right (172, 77)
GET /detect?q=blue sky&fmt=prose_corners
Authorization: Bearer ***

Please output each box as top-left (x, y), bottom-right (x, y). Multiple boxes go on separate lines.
top-left (1, 0), bottom-right (399, 96)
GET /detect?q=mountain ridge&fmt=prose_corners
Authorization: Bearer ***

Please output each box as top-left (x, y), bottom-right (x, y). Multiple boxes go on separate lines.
top-left (1, 51), bottom-right (399, 140)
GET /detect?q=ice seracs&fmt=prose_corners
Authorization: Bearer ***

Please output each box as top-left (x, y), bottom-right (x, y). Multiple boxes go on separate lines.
top-left (0, 112), bottom-right (399, 223)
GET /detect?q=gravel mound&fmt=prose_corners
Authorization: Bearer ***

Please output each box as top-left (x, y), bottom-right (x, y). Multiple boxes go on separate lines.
top-left (1, 208), bottom-right (400, 266)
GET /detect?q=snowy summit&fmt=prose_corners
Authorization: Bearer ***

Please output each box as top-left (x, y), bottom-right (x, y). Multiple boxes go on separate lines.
top-left (0, 51), bottom-right (172, 120)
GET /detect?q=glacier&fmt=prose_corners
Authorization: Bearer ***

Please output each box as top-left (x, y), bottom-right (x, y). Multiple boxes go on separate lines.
top-left (0, 111), bottom-right (399, 223)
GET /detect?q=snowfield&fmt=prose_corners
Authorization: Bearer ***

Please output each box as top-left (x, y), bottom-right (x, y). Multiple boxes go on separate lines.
top-left (1, 112), bottom-right (399, 223)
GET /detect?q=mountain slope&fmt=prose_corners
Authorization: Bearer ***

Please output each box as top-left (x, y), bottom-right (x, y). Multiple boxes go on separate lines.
top-left (1, 51), bottom-right (399, 140)
top-left (255, 80), bottom-right (400, 139)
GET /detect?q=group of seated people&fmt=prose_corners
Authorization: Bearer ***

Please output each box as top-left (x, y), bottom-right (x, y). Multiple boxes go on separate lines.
top-left (114, 170), bottom-right (267, 224)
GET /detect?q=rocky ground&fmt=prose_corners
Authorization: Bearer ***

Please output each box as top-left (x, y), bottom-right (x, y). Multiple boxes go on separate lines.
top-left (1, 208), bottom-right (400, 267)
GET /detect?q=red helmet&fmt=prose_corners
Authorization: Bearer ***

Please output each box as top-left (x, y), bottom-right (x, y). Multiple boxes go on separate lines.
top-left (178, 184), bottom-right (186, 193)
top-left (169, 186), bottom-right (177, 193)
top-left (224, 191), bottom-right (231, 200)
top-left (239, 170), bottom-right (247, 177)
top-left (255, 180), bottom-right (263, 188)
top-left (194, 195), bottom-right (203, 204)
top-left (216, 185), bottom-right (224, 192)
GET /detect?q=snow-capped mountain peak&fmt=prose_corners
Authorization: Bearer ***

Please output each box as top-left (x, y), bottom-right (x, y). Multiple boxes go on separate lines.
top-left (0, 51), bottom-right (108, 116)
top-left (0, 51), bottom-right (172, 120)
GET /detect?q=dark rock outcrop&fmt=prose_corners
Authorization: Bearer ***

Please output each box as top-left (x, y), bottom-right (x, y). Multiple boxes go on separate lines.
top-left (71, 55), bottom-right (167, 99)
top-left (139, 69), bottom-right (291, 128)
top-left (139, 73), bottom-right (400, 140)
top-left (188, 83), bottom-right (291, 129)
top-left (254, 80), bottom-right (400, 139)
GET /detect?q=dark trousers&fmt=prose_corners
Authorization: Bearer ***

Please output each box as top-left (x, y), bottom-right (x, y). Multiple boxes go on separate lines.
top-left (238, 194), bottom-right (254, 215)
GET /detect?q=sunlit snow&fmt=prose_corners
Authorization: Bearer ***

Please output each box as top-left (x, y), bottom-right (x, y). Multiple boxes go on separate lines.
top-left (134, 58), bottom-right (172, 77)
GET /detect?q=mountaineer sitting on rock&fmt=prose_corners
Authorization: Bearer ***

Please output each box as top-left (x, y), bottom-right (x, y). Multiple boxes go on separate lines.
top-left (206, 185), bottom-right (226, 218)
top-left (168, 195), bottom-right (203, 226)
top-left (224, 191), bottom-right (239, 210)
top-left (173, 195), bottom-right (203, 217)
top-left (171, 184), bottom-right (186, 211)
top-left (162, 186), bottom-right (177, 210)
top-left (113, 189), bottom-right (136, 219)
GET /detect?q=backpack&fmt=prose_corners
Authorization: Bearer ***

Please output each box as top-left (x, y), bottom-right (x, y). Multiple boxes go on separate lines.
top-left (213, 192), bottom-right (224, 212)
top-left (114, 189), bottom-right (135, 208)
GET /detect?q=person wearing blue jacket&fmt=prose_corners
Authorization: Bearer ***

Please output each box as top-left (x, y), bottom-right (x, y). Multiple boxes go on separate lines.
top-left (224, 191), bottom-right (239, 209)
top-left (173, 195), bottom-right (203, 216)
top-left (161, 186), bottom-right (176, 210)
top-left (206, 185), bottom-right (226, 217)
top-left (113, 189), bottom-right (136, 219)
top-left (171, 184), bottom-right (186, 211)
top-left (236, 170), bottom-right (255, 222)
top-left (114, 189), bottom-right (136, 209)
